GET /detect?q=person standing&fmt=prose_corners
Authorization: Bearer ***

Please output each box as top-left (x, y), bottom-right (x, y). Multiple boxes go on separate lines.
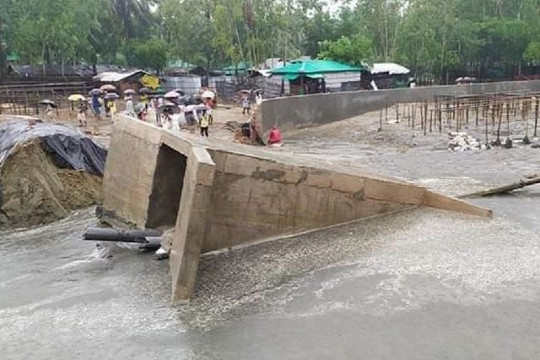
top-left (124, 95), bottom-right (135, 116)
top-left (140, 93), bottom-right (149, 111)
top-left (91, 94), bottom-right (101, 119)
top-left (106, 99), bottom-right (116, 117)
top-left (77, 99), bottom-right (88, 127)
top-left (136, 106), bottom-right (147, 121)
top-left (242, 96), bottom-right (251, 115)
top-left (199, 112), bottom-right (209, 137)
top-left (204, 98), bottom-right (214, 125)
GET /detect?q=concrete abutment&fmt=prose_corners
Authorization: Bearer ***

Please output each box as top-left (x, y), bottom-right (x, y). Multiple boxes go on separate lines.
top-left (101, 114), bottom-right (491, 304)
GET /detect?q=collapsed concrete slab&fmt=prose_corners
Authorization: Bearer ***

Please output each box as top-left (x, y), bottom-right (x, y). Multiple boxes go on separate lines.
top-left (100, 115), bottom-right (491, 304)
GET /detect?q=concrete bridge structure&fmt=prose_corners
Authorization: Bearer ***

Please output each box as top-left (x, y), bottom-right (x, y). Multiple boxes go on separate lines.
top-left (100, 114), bottom-right (491, 304)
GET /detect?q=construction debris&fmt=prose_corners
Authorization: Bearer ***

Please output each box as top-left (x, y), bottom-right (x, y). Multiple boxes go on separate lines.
top-left (448, 131), bottom-right (481, 152)
top-left (461, 175), bottom-right (540, 198)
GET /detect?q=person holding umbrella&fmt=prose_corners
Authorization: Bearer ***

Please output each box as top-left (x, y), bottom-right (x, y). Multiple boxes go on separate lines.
top-left (104, 93), bottom-right (119, 117)
top-left (201, 89), bottom-right (215, 125)
top-left (68, 94), bottom-right (85, 112)
top-left (38, 99), bottom-right (57, 119)
top-left (135, 103), bottom-right (147, 121)
top-left (124, 90), bottom-right (135, 116)
top-left (89, 89), bottom-right (102, 119)
top-left (139, 87), bottom-right (151, 111)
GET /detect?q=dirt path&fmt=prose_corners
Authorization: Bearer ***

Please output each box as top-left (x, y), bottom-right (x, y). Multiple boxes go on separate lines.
top-left (1, 105), bottom-right (251, 147)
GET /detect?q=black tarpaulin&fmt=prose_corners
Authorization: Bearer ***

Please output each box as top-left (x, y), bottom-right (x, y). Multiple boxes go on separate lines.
top-left (0, 120), bottom-right (107, 175)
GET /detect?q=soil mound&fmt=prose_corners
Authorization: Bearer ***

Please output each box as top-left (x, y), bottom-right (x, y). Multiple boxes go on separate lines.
top-left (0, 120), bottom-right (107, 227)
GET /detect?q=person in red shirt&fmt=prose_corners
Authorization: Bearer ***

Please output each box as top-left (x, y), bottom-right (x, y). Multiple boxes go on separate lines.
top-left (268, 125), bottom-right (282, 146)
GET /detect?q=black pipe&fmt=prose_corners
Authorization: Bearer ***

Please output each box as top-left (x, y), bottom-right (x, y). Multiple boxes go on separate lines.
top-left (83, 227), bottom-right (163, 243)
top-left (137, 237), bottom-right (163, 250)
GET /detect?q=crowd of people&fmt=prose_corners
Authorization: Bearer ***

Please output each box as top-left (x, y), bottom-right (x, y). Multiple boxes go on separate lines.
top-left (71, 85), bottom-right (282, 146)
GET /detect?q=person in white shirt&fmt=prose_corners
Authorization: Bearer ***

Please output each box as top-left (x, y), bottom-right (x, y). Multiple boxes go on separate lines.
top-left (242, 96), bottom-right (251, 115)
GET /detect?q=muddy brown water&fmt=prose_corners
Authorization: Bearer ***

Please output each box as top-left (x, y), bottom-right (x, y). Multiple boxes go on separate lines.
top-left (2, 122), bottom-right (540, 359)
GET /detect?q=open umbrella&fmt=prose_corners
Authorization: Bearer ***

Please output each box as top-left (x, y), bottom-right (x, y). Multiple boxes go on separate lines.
top-left (164, 91), bottom-right (181, 99)
top-left (104, 93), bottom-right (119, 100)
top-left (124, 89), bottom-right (136, 95)
top-left (170, 88), bottom-right (185, 96)
top-left (68, 94), bottom-right (86, 102)
top-left (100, 84), bottom-right (117, 92)
top-left (139, 87), bottom-right (151, 94)
top-left (158, 100), bottom-right (178, 109)
top-left (89, 88), bottom-right (102, 96)
top-left (201, 90), bottom-right (215, 99)
top-left (183, 104), bottom-right (198, 113)
top-left (134, 103), bottom-right (146, 115)
top-left (39, 99), bottom-right (57, 108)
top-left (195, 104), bottom-right (211, 112)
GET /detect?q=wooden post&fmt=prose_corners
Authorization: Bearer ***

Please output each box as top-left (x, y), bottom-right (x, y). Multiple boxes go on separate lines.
top-left (424, 102), bottom-right (428, 135)
top-left (438, 105), bottom-right (443, 133)
top-left (507, 102), bottom-right (511, 135)
top-left (412, 104), bottom-right (416, 129)
top-left (419, 104), bottom-right (424, 131)
top-left (475, 99), bottom-right (479, 126)
top-left (429, 109), bottom-right (433, 133)
top-left (534, 98), bottom-right (539, 138)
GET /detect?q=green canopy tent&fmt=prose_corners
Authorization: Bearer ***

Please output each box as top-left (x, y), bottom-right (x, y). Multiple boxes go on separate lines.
top-left (270, 59), bottom-right (363, 78)
top-left (270, 60), bottom-right (363, 94)
top-left (6, 52), bottom-right (20, 62)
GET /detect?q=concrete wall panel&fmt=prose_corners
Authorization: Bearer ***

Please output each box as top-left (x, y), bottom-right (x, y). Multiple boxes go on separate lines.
top-left (169, 146), bottom-right (216, 303)
top-left (261, 80), bottom-right (540, 132)
top-left (202, 151), bottom-right (413, 251)
top-left (102, 117), bottom-right (162, 227)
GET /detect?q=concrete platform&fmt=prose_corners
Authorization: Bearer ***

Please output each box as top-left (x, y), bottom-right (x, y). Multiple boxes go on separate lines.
top-left (100, 115), bottom-right (491, 303)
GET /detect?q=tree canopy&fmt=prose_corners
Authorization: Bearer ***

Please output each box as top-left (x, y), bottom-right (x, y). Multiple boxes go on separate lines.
top-left (1, 0), bottom-right (540, 81)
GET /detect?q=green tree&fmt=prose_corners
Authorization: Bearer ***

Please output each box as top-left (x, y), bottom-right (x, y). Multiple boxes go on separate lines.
top-left (524, 41), bottom-right (540, 63)
top-left (318, 35), bottom-right (373, 65)
top-left (126, 38), bottom-right (168, 73)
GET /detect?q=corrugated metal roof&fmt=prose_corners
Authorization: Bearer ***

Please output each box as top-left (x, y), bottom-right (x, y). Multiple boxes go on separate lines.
top-left (371, 63), bottom-right (410, 75)
top-left (93, 70), bottom-right (149, 83)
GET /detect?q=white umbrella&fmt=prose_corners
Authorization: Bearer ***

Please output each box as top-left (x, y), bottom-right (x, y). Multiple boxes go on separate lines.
top-left (183, 105), bottom-right (197, 113)
top-left (201, 90), bottom-right (215, 99)
top-left (164, 91), bottom-right (181, 99)
top-left (195, 104), bottom-right (210, 111)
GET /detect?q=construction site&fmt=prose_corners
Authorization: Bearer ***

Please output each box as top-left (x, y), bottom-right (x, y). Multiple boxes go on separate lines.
top-left (2, 80), bottom-right (540, 359)
top-left (389, 92), bottom-right (540, 145)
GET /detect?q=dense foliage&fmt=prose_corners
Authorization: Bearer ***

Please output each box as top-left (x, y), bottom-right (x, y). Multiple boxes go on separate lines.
top-left (1, 0), bottom-right (539, 81)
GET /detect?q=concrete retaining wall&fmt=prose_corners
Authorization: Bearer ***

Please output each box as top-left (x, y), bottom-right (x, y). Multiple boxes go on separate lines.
top-left (260, 80), bottom-right (540, 132)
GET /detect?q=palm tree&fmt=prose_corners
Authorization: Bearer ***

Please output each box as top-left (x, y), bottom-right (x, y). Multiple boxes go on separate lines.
top-left (109, 0), bottom-right (158, 40)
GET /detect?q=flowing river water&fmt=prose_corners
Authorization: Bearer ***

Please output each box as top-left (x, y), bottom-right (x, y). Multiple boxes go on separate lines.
top-left (2, 129), bottom-right (540, 359)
